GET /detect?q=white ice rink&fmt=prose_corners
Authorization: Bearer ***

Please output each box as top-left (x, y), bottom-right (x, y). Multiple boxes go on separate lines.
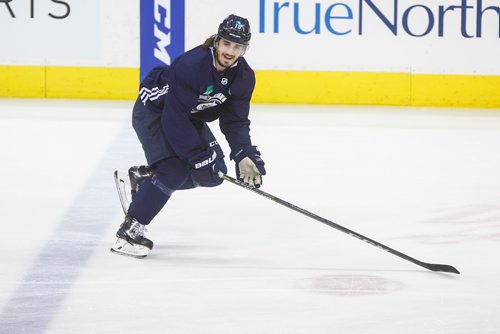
top-left (0, 98), bottom-right (499, 333)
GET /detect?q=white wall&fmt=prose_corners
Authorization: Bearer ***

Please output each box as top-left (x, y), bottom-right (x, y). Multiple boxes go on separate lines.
top-left (1, 0), bottom-right (499, 74)
top-left (0, 0), bottom-right (139, 67)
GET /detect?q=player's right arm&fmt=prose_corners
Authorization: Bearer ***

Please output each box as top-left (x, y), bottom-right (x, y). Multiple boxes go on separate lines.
top-left (160, 59), bottom-right (223, 178)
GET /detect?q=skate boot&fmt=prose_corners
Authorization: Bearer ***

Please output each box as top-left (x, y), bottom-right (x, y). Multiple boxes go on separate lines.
top-left (128, 165), bottom-right (153, 200)
top-left (114, 165), bottom-right (153, 214)
top-left (110, 215), bottom-right (154, 258)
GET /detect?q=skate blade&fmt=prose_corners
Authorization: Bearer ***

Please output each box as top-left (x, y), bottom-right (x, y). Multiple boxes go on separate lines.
top-left (110, 238), bottom-right (150, 259)
top-left (114, 170), bottom-right (132, 214)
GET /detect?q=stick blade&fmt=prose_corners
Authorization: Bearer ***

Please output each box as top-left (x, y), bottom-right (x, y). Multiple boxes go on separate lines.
top-left (421, 262), bottom-right (460, 274)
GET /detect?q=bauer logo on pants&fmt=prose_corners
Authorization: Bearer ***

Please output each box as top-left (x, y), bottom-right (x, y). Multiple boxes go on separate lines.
top-left (140, 0), bottom-right (185, 81)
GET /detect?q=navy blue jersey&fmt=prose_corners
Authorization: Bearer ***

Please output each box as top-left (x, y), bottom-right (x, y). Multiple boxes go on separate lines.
top-left (139, 45), bottom-right (256, 162)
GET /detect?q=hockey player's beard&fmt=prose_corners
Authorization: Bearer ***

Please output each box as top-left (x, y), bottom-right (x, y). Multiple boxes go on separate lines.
top-left (215, 50), bottom-right (236, 71)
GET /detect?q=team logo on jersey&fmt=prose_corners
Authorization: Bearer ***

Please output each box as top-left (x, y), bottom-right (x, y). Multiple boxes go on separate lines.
top-left (221, 78), bottom-right (228, 85)
top-left (191, 93), bottom-right (227, 113)
top-left (203, 85), bottom-right (214, 95)
top-left (191, 85), bottom-right (227, 113)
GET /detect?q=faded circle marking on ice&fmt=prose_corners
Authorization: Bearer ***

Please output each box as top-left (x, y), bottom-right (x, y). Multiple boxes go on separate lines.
top-left (295, 274), bottom-right (404, 296)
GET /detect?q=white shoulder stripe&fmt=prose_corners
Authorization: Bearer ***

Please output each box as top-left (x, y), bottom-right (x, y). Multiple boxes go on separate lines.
top-left (139, 85), bottom-right (169, 105)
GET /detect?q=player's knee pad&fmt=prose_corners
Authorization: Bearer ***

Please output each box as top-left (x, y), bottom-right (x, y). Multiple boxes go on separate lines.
top-left (150, 175), bottom-right (176, 196)
top-left (150, 157), bottom-right (192, 194)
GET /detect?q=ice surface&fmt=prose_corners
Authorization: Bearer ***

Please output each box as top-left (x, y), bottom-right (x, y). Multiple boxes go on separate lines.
top-left (0, 99), bottom-right (499, 333)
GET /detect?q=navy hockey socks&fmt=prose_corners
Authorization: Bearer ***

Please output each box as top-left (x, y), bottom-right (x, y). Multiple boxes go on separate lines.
top-left (128, 179), bottom-right (170, 225)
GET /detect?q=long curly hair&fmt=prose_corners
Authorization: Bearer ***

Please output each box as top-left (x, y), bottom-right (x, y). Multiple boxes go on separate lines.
top-left (202, 34), bottom-right (217, 49)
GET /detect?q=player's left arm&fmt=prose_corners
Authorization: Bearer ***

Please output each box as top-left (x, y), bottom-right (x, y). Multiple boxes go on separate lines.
top-left (219, 68), bottom-right (266, 187)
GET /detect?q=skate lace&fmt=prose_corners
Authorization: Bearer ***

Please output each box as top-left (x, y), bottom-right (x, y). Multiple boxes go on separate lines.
top-left (129, 221), bottom-right (148, 239)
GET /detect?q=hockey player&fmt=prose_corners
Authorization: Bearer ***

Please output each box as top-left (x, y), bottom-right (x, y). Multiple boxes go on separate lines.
top-left (111, 15), bottom-right (266, 258)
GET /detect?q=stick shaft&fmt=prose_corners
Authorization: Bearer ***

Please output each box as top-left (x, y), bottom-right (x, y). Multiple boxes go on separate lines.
top-left (221, 174), bottom-right (459, 274)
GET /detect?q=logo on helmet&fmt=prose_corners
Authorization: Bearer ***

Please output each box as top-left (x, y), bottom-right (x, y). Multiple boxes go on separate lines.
top-left (218, 14), bottom-right (252, 45)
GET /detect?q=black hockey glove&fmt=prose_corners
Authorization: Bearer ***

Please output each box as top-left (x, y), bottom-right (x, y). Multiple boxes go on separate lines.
top-left (189, 148), bottom-right (227, 186)
top-left (233, 146), bottom-right (266, 188)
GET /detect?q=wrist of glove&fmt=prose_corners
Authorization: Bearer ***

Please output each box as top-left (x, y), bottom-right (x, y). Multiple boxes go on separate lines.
top-left (188, 149), bottom-right (227, 186)
top-left (233, 146), bottom-right (266, 188)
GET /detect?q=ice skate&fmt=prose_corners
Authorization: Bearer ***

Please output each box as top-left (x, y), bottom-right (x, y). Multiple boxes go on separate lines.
top-left (110, 215), bottom-right (154, 258)
top-left (128, 165), bottom-right (153, 199)
top-left (114, 165), bottom-right (153, 214)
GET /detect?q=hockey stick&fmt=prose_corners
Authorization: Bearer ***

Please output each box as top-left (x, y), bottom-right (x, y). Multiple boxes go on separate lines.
top-left (220, 173), bottom-right (460, 275)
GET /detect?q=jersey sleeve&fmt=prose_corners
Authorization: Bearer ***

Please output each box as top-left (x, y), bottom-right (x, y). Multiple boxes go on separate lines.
top-left (219, 66), bottom-right (256, 160)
